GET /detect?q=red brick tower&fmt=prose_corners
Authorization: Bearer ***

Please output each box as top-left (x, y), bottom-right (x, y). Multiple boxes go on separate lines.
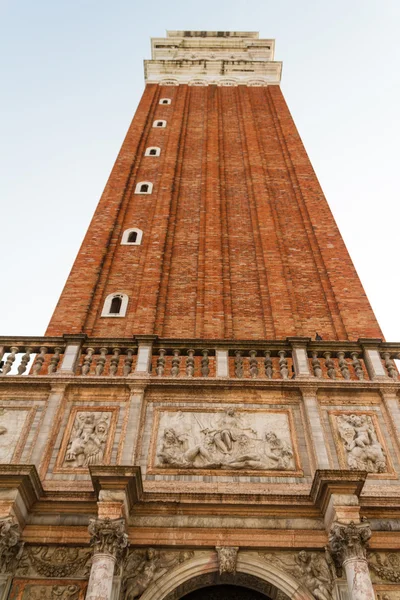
top-left (46, 31), bottom-right (382, 343)
top-left (2, 32), bottom-right (400, 600)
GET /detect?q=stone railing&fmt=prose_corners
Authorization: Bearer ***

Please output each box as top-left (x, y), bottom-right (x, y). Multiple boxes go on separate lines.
top-left (0, 335), bottom-right (399, 382)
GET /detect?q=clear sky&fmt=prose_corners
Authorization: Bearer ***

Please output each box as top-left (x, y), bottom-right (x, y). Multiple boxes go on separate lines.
top-left (1, 0), bottom-right (400, 340)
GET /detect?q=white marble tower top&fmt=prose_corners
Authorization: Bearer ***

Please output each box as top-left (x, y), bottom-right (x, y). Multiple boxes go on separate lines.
top-left (144, 31), bottom-right (282, 86)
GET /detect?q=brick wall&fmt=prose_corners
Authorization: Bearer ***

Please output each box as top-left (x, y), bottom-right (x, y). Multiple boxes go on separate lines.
top-left (45, 84), bottom-right (383, 341)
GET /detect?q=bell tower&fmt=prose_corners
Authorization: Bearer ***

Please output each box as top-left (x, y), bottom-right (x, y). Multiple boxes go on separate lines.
top-left (1, 31), bottom-right (400, 600)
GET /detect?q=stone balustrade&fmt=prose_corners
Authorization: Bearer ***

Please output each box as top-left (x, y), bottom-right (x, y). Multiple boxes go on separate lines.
top-left (0, 336), bottom-right (399, 382)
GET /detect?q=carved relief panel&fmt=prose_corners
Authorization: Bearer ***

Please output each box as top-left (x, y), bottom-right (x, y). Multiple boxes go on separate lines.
top-left (9, 580), bottom-right (87, 600)
top-left (329, 411), bottom-right (394, 477)
top-left (54, 407), bottom-right (118, 472)
top-left (369, 551), bottom-right (400, 599)
top-left (0, 407), bottom-right (35, 463)
top-left (148, 408), bottom-right (302, 475)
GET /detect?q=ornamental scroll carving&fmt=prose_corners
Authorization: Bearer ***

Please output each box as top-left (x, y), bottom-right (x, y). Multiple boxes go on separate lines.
top-left (368, 552), bottom-right (400, 583)
top-left (63, 411), bottom-right (111, 468)
top-left (260, 551), bottom-right (333, 600)
top-left (123, 548), bottom-right (194, 600)
top-left (336, 414), bottom-right (387, 473)
top-left (16, 584), bottom-right (81, 600)
top-left (328, 520), bottom-right (371, 574)
top-left (88, 517), bottom-right (128, 560)
top-left (154, 409), bottom-right (295, 471)
top-left (216, 546), bottom-right (239, 575)
top-left (0, 516), bottom-right (23, 573)
top-left (16, 546), bottom-right (91, 578)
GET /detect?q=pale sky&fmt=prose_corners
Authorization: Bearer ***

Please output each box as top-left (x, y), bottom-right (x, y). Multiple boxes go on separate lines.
top-left (1, 0), bottom-right (400, 341)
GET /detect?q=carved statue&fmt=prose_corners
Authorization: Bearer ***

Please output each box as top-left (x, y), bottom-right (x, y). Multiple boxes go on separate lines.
top-left (337, 414), bottom-right (386, 473)
top-left (216, 546), bottom-right (239, 575)
top-left (155, 409), bottom-right (295, 471)
top-left (64, 412), bottom-right (110, 468)
top-left (157, 428), bottom-right (221, 468)
top-left (261, 551), bottom-right (333, 600)
top-left (0, 517), bottom-right (24, 573)
top-left (123, 548), bottom-right (194, 599)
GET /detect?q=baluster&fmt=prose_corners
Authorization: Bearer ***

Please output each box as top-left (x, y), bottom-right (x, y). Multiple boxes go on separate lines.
top-left (264, 350), bottom-right (273, 379)
top-left (201, 350), bottom-right (209, 377)
top-left (123, 348), bottom-right (134, 376)
top-left (17, 347), bottom-right (33, 375)
top-left (95, 347), bottom-right (108, 376)
top-left (32, 346), bottom-right (47, 376)
top-left (278, 350), bottom-right (289, 379)
top-left (351, 352), bottom-right (364, 380)
top-left (382, 352), bottom-right (398, 380)
top-left (186, 349), bottom-right (195, 377)
top-left (311, 351), bottom-right (322, 377)
top-left (109, 348), bottom-right (121, 376)
top-left (234, 351), bottom-right (244, 378)
top-left (1, 346), bottom-right (19, 376)
top-left (81, 347), bottom-right (94, 376)
top-left (324, 352), bottom-right (336, 379)
top-left (48, 346), bottom-right (62, 374)
top-left (249, 350), bottom-right (259, 378)
top-left (171, 350), bottom-right (181, 377)
top-left (156, 349), bottom-right (166, 376)
top-left (337, 351), bottom-right (350, 380)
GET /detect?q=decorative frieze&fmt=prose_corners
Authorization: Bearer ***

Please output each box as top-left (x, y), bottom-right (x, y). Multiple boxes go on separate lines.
top-left (9, 583), bottom-right (84, 600)
top-left (17, 546), bottom-right (91, 578)
top-left (369, 552), bottom-right (400, 583)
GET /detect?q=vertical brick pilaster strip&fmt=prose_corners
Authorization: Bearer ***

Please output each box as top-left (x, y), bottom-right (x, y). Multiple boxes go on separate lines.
top-left (217, 87), bottom-right (234, 338)
top-left (267, 86), bottom-right (346, 340)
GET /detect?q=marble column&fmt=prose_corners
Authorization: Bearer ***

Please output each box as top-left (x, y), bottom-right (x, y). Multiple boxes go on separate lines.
top-left (86, 517), bottom-right (128, 600)
top-left (329, 520), bottom-right (375, 600)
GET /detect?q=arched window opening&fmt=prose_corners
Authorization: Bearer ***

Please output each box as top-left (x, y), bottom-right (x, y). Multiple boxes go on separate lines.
top-left (101, 293), bottom-right (129, 317)
top-left (145, 147), bottom-right (161, 157)
top-left (109, 296), bottom-right (122, 314)
top-left (135, 182), bottom-right (153, 194)
top-left (159, 98), bottom-right (171, 105)
top-left (127, 231), bottom-right (137, 243)
top-left (153, 120), bottom-right (167, 128)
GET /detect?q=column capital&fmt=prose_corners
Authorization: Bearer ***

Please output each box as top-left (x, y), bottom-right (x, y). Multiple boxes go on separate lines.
top-left (88, 517), bottom-right (128, 560)
top-left (0, 516), bottom-right (24, 573)
top-left (328, 520), bottom-right (371, 570)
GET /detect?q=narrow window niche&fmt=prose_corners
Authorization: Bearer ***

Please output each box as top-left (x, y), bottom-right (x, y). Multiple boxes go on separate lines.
top-left (101, 293), bottom-right (129, 317)
top-left (153, 120), bottom-right (167, 128)
top-left (135, 182), bottom-right (153, 194)
top-left (145, 147), bottom-right (161, 157)
top-left (121, 228), bottom-right (143, 245)
top-left (159, 98), bottom-right (171, 105)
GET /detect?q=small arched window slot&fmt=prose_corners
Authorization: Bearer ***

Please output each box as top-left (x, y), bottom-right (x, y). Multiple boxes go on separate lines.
top-left (153, 120), bottom-right (167, 128)
top-left (121, 228), bottom-right (143, 245)
top-left (101, 293), bottom-right (129, 317)
top-left (159, 98), bottom-right (171, 105)
top-left (135, 182), bottom-right (153, 194)
top-left (128, 231), bottom-right (137, 243)
top-left (145, 147), bottom-right (161, 157)
top-left (110, 296), bottom-right (122, 314)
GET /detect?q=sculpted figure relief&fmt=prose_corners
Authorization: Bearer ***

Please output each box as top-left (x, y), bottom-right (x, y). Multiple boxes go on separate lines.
top-left (260, 551), bottom-right (333, 600)
top-left (21, 584), bottom-right (80, 600)
top-left (155, 409), bottom-right (295, 471)
top-left (123, 548), bottom-right (194, 600)
top-left (64, 412), bottom-right (111, 468)
top-left (337, 414), bottom-right (386, 473)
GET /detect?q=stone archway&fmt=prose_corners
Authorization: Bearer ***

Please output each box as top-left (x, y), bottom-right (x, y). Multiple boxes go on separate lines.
top-left (181, 584), bottom-right (272, 599)
top-left (138, 551), bottom-right (315, 600)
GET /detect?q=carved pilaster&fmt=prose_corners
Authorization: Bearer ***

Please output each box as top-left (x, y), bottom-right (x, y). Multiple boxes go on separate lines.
top-left (88, 517), bottom-right (128, 560)
top-left (216, 546), bottom-right (239, 575)
top-left (0, 517), bottom-right (23, 574)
